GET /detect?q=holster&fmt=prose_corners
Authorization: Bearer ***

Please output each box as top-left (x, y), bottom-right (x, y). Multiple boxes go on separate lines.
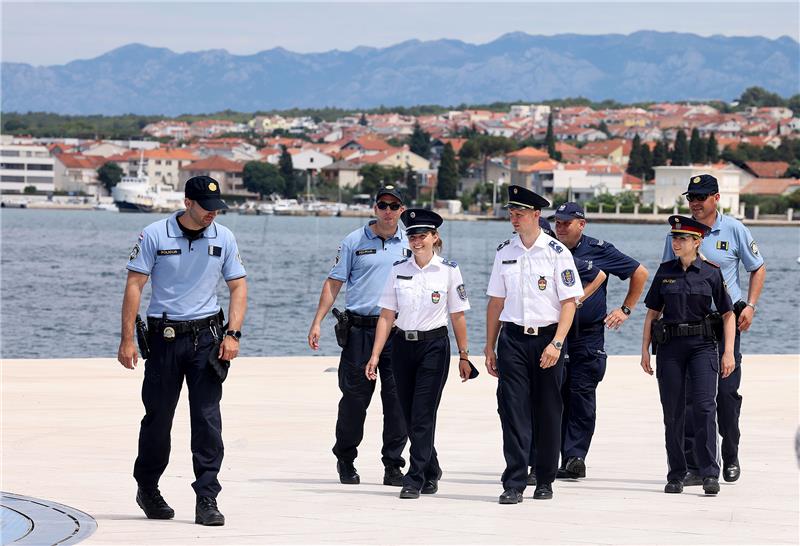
top-left (650, 319), bottom-right (667, 355)
top-left (208, 308), bottom-right (230, 383)
top-left (332, 308), bottom-right (351, 349)
top-left (733, 300), bottom-right (747, 321)
top-left (135, 314), bottom-right (150, 359)
top-left (706, 312), bottom-right (724, 341)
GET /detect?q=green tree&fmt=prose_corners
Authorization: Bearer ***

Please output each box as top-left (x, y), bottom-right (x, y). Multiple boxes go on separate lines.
top-left (652, 139), bottom-right (669, 167)
top-left (97, 162), bottom-right (123, 193)
top-left (437, 143), bottom-right (459, 199)
top-left (707, 132), bottom-right (719, 163)
top-left (689, 127), bottom-right (707, 164)
top-left (278, 145), bottom-right (298, 198)
top-left (358, 113), bottom-right (368, 126)
top-left (640, 143), bottom-right (654, 181)
top-left (243, 161), bottom-right (285, 198)
top-left (458, 139), bottom-right (480, 176)
top-left (359, 164), bottom-right (404, 196)
top-left (545, 113), bottom-right (557, 159)
top-left (598, 120), bottom-right (610, 137)
top-left (737, 86), bottom-right (785, 108)
top-left (626, 135), bottom-right (643, 177)
top-left (785, 161), bottom-right (800, 178)
top-left (409, 122), bottom-right (431, 159)
top-left (671, 129), bottom-right (690, 166)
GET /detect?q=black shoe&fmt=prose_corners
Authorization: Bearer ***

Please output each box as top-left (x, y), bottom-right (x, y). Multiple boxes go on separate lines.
top-left (556, 466), bottom-right (573, 479)
top-left (136, 487), bottom-right (174, 520)
top-left (399, 486), bottom-right (420, 499)
top-left (564, 456), bottom-right (586, 478)
top-left (421, 480), bottom-right (438, 495)
top-left (533, 483), bottom-right (553, 500)
top-left (499, 488), bottom-right (523, 504)
top-left (723, 461), bottom-right (740, 482)
top-left (337, 460), bottom-right (360, 484)
top-left (664, 480), bottom-right (684, 494)
top-left (195, 496), bottom-right (225, 526)
top-left (526, 468), bottom-right (537, 486)
top-left (703, 477), bottom-right (720, 495)
top-left (683, 471), bottom-right (703, 486)
top-left (383, 466), bottom-right (404, 487)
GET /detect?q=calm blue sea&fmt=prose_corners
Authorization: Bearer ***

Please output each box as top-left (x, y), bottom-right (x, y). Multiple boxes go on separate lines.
top-left (1, 209), bottom-right (798, 358)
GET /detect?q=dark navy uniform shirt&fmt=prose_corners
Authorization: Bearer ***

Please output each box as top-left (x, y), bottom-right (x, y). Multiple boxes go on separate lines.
top-left (644, 257), bottom-right (733, 324)
top-left (571, 234), bottom-right (640, 328)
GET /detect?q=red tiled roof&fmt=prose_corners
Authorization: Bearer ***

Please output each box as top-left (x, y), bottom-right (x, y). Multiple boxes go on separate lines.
top-left (517, 159), bottom-right (560, 173)
top-left (57, 153), bottom-right (107, 169)
top-left (576, 139), bottom-right (627, 157)
top-left (506, 146), bottom-right (549, 159)
top-left (143, 148), bottom-right (198, 160)
top-left (744, 161), bottom-right (790, 178)
top-left (741, 178), bottom-right (800, 195)
top-left (181, 155), bottom-right (244, 172)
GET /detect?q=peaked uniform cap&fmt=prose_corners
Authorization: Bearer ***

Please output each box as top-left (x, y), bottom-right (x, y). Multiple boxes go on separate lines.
top-left (504, 184), bottom-right (550, 210)
top-left (401, 208), bottom-right (443, 235)
top-left (669, 214), bottom-right (710, 238)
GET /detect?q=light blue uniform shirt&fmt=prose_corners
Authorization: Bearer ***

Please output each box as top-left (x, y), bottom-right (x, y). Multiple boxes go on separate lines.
top-left (127, 212), bottom-right (247, 320)
top-left (661, 212), bottom-right (764, 302)
top-left (329, 220), bottom-right (410, 316)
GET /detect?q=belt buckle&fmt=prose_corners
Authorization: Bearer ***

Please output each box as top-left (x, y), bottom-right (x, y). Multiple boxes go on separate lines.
top-left (405, 330), bottom-right (419, 341)
top-left (163, 326), bottom-right (176, 341)
top-left (524, 326), bottom-right (538, 336)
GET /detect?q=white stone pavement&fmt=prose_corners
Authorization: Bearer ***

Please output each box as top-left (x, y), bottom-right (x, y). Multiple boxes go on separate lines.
top-left (2, 355), bottom-right (798, 545)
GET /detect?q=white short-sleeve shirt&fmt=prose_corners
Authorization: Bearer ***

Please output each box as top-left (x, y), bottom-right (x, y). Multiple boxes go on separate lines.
top-left (379, 255), bottom-right (470, 331)
top-left (487, 231), bottom-right (584, 328)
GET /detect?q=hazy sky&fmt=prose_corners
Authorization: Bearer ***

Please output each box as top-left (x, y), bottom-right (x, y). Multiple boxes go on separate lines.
top-left (3, 1), bottom-right (798, 66)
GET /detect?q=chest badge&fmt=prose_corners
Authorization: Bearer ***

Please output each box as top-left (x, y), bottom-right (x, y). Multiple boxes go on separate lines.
top-left (431, 291), bottom-right (441, 304)
top-left (538, 276), bottom-right (547, 291)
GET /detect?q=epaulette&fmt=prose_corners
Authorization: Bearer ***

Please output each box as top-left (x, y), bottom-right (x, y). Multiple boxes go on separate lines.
top-left (441, 257), bottom-right (457, 268)
top-left (702, 258), bottom-right (720, 268)
top-left (589, 238), bottom-right (605, 247)
top-left (548, 240), bottom-right (564, 254)
top-left (496, 239), bottom-right (510, 251)
top-left (393, 258), bottom-right (410, 266)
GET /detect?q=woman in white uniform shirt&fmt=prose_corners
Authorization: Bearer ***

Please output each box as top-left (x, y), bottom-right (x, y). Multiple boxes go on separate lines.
top-left (366, 209), bottom-right (472, 499)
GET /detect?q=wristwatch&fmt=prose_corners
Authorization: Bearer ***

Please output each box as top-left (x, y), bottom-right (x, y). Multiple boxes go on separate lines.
top-left (550, 340), bottom-right (563, 350)
top-left (458, 348), bottom-right (470, 360)
top-left (620, 305), bottom-right (632, 316)
top-left (225, 330), bottom-right (242, 341)
top-left (746, 302), bottom-right (756, 311)
top-left (575, 297), bottom-right (583, 308)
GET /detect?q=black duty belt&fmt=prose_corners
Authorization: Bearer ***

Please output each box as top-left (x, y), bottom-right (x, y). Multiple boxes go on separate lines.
top-left (396, 326), bottom-right (448, 342)
top-left (665, 322), bottom-right (706, 337)
top-left (502, 322), bottom-right (558, 337)
top-left (348, 313), bottom-right (380, 328)
top-left (148, 314), bottom-right (219, 336)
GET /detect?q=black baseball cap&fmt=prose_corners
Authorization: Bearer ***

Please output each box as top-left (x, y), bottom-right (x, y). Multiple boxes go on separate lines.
top-left (185, 176), bottom-right (228, 211)
top-left (682, 174), bottom-right (719, 195)
top-left (505, 184), bottom-right (550, 210)
top-left (375, 184), bottom-right (404, 204)
top-left (552, 202), bottom-right (586, 221)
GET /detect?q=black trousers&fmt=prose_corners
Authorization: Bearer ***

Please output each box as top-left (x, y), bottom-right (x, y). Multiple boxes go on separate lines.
top-left (332, 325), bottom-right (407, 468)
top-left (685, 330), bottom-right (742, 471)
top-left (497, 326), bottom-right (565, 492)
top-left (133, 327), bottom-right (223, 498)
top-left (656, 336), bottom-right (720, 481)
top-left (391, 333), bottom-right (449, 490)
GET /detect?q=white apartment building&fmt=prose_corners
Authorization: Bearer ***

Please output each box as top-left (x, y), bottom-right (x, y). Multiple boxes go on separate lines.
top-left (0, 143), bottom-right (55, 193)
top-left (651, 165), bottom-right (741, 212)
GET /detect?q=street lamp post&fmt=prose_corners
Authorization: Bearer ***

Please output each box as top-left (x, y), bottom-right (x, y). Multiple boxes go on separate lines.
top-left (492, 172), bottom-right (505, 213)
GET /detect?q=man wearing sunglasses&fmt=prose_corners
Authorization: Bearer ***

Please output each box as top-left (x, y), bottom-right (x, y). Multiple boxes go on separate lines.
top-left (308, 185), bottom-right (409, 487)
top-left (661, 173), bottom-right (766, 486)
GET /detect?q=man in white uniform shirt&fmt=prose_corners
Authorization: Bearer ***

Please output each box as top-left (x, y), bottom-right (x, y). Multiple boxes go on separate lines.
top-left (485, 185), bottom-right (584, 504)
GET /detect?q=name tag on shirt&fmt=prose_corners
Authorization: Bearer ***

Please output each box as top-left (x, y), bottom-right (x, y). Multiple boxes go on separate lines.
top-left (208, 246), bottom-right (222, 257)
top-left (502, 259), bottom-right (518, 264)
top-left (356, 248), bottom-right (377, 256)
top-left (397, 275), bottom-right (413, 280)
top-left (157, 249), bottom-right (181, 256)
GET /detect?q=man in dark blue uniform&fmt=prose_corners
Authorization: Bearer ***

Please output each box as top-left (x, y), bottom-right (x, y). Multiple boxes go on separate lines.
top-left (552, 202), bottom-right (649, 478)
top-left (118, 176), bottom-right (248, 526)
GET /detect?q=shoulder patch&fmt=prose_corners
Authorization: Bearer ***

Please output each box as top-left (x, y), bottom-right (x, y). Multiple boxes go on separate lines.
top-left (393, 258), bottom-right (410, 266)
top-left (590, 238), bottom-right (605, 247)
top-left (548, 240), bottom-right (564, 254)
top-left (497, 239), bottom-right (510, 251)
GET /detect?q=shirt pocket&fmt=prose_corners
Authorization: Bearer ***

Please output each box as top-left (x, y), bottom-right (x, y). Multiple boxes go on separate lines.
top-left (394, 279), bottom-right (418, 311)
top-left (530, 264), bottom-right (555, 292)
top-left (426, 283), bottom-right (448, 308)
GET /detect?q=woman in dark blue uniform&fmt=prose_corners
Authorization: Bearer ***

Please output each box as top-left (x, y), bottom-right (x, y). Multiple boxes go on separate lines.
top-left (366, 209), bottom-right (473, 499)
top-left (640, 215), bottom-right (735, 495)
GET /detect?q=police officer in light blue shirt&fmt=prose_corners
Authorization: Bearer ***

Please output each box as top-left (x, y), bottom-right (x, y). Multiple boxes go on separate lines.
top-left (308, 185), bottom-right (409, 487)
top-left (661, 173), bottom-right (766, 485)
top-left (118, 176), bottom-right (247, 527)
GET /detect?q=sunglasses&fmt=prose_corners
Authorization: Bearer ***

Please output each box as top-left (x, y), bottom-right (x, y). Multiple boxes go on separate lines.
top-left (686, 193), bottom-right (711, 202)
top-left (376, 201), bottom-right (402, 211)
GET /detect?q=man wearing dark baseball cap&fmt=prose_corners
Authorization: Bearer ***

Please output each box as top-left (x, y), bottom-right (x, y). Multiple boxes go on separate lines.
top-left (185, 175), bottom-right (229, 212)
top-left (549, 200), bottom-right (649, 480)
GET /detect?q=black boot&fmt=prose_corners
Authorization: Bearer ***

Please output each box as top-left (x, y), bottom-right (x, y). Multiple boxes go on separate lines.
top-left (337, 460), bottom-right (360, 484)
top-left (136, 487), bottom-right (174, 520)
top-left (383, 466), bottom-right (404, 487)
top-left (195, 496), bottom-right (225, 526)
top-left (526, 468), bottom-right (537, 486)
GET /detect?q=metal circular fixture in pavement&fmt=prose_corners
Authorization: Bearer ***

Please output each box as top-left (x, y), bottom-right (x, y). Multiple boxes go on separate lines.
top-left (1, 491), bottom-right (97, 545)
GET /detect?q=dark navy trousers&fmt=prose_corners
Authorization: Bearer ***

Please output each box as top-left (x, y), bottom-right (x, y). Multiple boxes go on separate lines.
top-left (133, 327), bottom-right (223, 498)
top-left (391, 334), bottom-right (449, 491)
top-left (685, 330), bottom-right (742, 471)
top-left (497, 326), bottom-right (565, 492)
top-left (656, 336), bottom-right (720, 481)
top-left (332, 326), bottom-right (407, 468)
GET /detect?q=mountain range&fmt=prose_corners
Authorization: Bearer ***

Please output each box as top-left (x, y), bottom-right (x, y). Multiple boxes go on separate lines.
top-left (2, 31), bottom-right (798, 116)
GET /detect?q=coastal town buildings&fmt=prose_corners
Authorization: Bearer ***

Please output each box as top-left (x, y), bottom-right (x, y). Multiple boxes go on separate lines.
top-left (0, 140), bottom-right (55, 193)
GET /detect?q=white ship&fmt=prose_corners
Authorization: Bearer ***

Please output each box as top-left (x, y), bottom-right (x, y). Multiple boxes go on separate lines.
top-left (111, 154), bottom-right (184, 213)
